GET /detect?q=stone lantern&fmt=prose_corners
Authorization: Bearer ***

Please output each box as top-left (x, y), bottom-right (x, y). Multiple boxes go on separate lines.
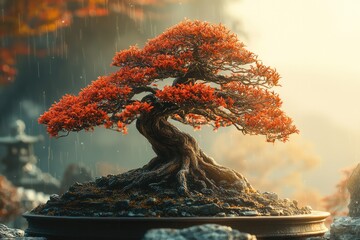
top-left (0, 120), bottom-right (60, 194)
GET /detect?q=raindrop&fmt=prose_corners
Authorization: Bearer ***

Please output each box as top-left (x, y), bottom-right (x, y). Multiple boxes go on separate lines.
top-left (18, 13), bottom-right (21, 32)
top-left (47, 146), bottom-right (51, 173)
top-left (59, 152), bottom-right (64, 167)
top-left (43, 91), bottom-right (46, 110)
top-left (37, 62), bottom-right (40, 77)
top-left (82, 47), bottom-right (85, 60)
top-left (46, 29), bottom-right (50, 54)
top-left (49, 59), bottom-right (52, 74)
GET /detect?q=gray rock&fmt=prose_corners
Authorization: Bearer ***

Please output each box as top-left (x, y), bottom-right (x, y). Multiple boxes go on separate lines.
top-left (49, 194), bottom-right (60, 201)
top-left (115, 199), bottom-right (130, 209)
top-left (222, 203), bottom-right (230, 208)
top-left (347, 164), bottom-right (360, 217)
top-left (0, 224), bottom-right (24, 238)
top-left (241, 210), bottom-right (259, 216)
top-left (269, 209), bottom-right (283, 216)
top-left (167, 208), bottom-right (178, 216)
top-left (189, 203), bottom-right (221, 216)
top-left (234, 180), bottom-right (248, 190)
top-left (330, 216), bottom-right (360, 240)
top-left (263, 192), bottom-right (279, 201)
top-left (146, 197), bottom-right (157, 205)
top-left (143, 224), bottom-right (257, 240)
top-left (216, 212), bottom-right (226, 217)
top-left (201, 188), bottom-right (214, 195)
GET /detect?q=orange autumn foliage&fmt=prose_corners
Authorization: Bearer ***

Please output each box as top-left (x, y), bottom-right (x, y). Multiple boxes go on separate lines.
top-left (323, 166), bottom-right (354, 219)
top-left (0, 0), bottom-right (188, 85)
top-left (39, 20), bottom-right (298, 142)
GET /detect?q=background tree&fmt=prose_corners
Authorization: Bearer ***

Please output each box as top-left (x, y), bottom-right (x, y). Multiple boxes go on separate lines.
top-left (212, 133), bottom-right (323, 209)
top-left (39, 20), bottom-right (298, 196)
top-left (323, 165), bottom-right (354, 225)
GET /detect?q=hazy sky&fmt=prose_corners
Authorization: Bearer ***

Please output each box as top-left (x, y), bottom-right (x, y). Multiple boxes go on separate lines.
top-left (225, 0), bottom-right (360, 196)
top-left (227, 0), bottom-right (360, 131)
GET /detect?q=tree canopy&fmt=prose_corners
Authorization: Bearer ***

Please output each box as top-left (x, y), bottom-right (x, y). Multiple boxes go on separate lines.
top-left (39, 20), bottom-right (298, 142)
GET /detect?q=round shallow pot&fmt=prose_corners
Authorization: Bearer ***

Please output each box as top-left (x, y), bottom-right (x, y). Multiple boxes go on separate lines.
top-left (24, 211), bottom-right (329, 240)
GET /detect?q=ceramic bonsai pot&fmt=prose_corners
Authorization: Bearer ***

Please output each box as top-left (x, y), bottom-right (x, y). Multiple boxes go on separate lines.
top-left (24, 210), bottom-right (329, 240)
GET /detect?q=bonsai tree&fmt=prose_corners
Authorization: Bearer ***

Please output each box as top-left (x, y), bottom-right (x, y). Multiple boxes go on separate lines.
top-left (39, 20), bottom-right (298, 197)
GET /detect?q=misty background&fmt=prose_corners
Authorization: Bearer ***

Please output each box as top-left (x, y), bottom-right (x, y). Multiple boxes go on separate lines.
top-left (1, 0), bottom-right (359, 211)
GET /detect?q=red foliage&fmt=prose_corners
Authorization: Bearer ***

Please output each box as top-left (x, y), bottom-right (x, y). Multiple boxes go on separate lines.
top-left (0, 0), bottom-right (189, 86)
top-left (0, 176), bottom-right (21, 221)
top-left (323, 166), bottom-right (354, 219)
top-left (39, 20), bottom-right (298, 142)
top-left (0, 49), bottom-right (17, 85)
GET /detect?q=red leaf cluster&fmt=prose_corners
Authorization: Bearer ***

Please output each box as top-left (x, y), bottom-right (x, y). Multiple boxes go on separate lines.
top-left (40, 20), bottom-right (298, 142)
top-left (323, 166), bottom-right (353, 220)
top-left (0, 176), bottom-right (21, 222)
top-left (0, 0), bottom-right (189, 86)
top-left (0, 49), bottom-right (17, 85)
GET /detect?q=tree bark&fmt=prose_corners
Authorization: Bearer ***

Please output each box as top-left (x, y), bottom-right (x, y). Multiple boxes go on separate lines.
top-left (115, 106), bottom-right (254, 196)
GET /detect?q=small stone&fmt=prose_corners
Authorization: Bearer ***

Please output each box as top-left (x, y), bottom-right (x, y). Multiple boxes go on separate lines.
top-left (222, 203), bottom-right (230, 208)
top-left (146, 197), bottom-right (157, 205)
top-left (161, 190), bottom-right (177, 197)
top-left (108, 176), bottom-right (119, 187)
top-left (225, 189), bottom-right (240, 195)
top-left (162, 199), bottom-right (174, 207)
top-left (283, 198), bottom-right (292, 206)
top-left (130, 193), bottom-right (139, 200)
top-left (235, 199), bottom-right (244, 206)
top-left (127, 211), bottom-right (145, 217)
top-left (330, 216), bottom-right (360, 240)
top-left (270, 209), bottom-right (283, 216)
top-left (201, 188), bottom-right (213, 195)
top-left (216, 212), bottom-right (226, 217)
top-left (265, 205), bottom-right (275, 210)
top-left (49, 194), bottom-right (60, 201)
top-left (263, 192), bottom-right (279, 201)
top-left (167, 208), bottom-right (178, 216)
top-left (189, 203), bottom-right (222, 216)
top-left (241, 210), bottom-right (259, 216)
top-left (304, 205), bottom-right (313, 211)
top-left (149, 211), bottom-right (157, 217)
top-left (143, 224), bottom-right (257, 240)
top-left (127, 211), bottom-right (136, 217)
top-left (115, 199), bottom-right (130, 209)
top-left (283, 209), bottom-right (293, 216)
top-left (74, 182), bottom-right (83, 187)
top-left (0, 224), bottom-right (24, 238)
top-left (95, 177), bottom-right (108, 187)
top-left (234, 179), bottom-right (248, 190)
top-left (99, 212), bottom-right (113, 217)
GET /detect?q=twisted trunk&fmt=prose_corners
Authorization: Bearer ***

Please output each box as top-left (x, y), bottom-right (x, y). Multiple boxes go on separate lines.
top-left (115, 106), bottom-right (253, 196)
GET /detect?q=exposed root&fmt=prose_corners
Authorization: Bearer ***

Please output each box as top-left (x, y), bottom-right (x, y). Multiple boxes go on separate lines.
top-left (105, 111), bottom-right (255, 197)
top-left (106, 147), bottom-right (252, 198)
